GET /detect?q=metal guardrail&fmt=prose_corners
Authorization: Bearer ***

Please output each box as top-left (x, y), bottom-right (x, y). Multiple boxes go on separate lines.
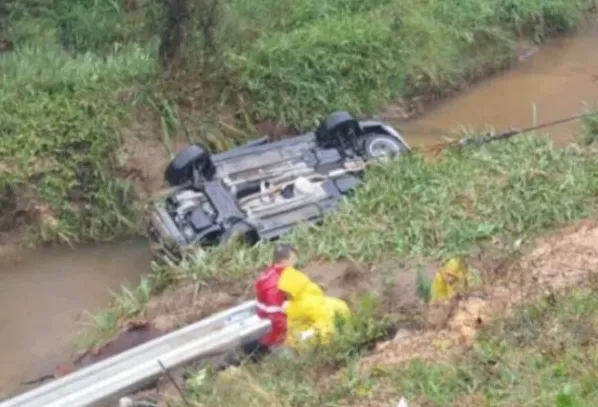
top-left (0, 301), bottom-right (271, 407)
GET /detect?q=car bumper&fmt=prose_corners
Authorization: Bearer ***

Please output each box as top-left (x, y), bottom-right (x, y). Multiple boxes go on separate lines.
top-left (147, 203), bottom-right (194, 262)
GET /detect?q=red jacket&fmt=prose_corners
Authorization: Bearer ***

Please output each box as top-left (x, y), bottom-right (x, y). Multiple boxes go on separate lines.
top-left (254, 264), bottom-right (287, 346)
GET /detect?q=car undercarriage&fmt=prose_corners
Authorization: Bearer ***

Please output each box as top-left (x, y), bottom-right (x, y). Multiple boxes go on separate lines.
top-left (148, 112), bottom-right (409, 261)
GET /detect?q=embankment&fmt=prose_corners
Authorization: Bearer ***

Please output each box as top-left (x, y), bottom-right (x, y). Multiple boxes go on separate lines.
top-left (0, 0), bottom-right (595, 246)
top-left (79, 118), bottom-right (598, 405)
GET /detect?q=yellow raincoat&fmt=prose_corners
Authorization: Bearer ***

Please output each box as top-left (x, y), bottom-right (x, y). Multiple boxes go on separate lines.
top-left (430, 257), bottom-right (470, 303)
top-left (278, 266), bottom-right (350, 350)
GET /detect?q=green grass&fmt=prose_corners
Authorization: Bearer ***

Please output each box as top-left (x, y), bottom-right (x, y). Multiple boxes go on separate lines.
top-left (0, 0), bottom-right (594, 244)
top-left (2, 1), bottom-right (597, 402)
top-left (165, 117), bottom-right (598, 406)
top-left (81, 117), bottom-right (598, 346)
top-left (74, 278), bottom-right (155, 349)
top-left (582, 110), bottom-right (598, 145)
top-left (0, 42), bottom-right (154, 244)
top-left (0, 1), bottom-right (156, 244)
top-left (229, 0), bottom-right (594, 128)
top-left (176, 133), bottom-right (598, 281)
top-left (180, 289), bottom-right (598, 407)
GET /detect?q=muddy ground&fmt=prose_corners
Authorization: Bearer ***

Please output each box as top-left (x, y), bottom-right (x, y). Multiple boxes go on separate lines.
top-left (75, 220), bottom-right (598, 406)
top-left (357, 220), bottom-right (598, 371)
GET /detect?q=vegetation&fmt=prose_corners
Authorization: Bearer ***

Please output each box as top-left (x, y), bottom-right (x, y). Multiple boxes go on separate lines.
top-left (173, 129), bottom-right (598, 280)
top-left (582, 110), bottom-right (598, 144)
top-left (182, 289), bottom-right (598, 407)
top-left (2, 0), bottom-right (598, 402)
top-left (169, 117), bottom-right (598, 407)
top-left (69, 116), bottom-right (598, 405)
top-left (0, 9), bottom-right (153, 243)
top-left (84, 116), bottom-right (598, 344)
top-left (0, 0), bottom-right (595, 244)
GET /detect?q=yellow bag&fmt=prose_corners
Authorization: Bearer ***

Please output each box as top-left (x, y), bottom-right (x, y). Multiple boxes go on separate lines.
top-left (430, 257), bottom-right (469, 304)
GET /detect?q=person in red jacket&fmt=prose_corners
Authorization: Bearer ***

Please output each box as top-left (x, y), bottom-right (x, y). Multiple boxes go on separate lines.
top-left (239, 244), bottom-right (298, 362)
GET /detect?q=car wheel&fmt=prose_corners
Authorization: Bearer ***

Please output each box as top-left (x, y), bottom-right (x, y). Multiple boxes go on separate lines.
top-left (315, 111), bottom-right (361, 147)
top-left (220, 221), bottom-right (258, 246)
top-left (362, 134), bottom-right (406, 160)
top-left (164, 144), bottom-right (216, 187)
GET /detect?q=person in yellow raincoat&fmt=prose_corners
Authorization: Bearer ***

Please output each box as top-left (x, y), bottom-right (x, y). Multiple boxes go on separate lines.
top-left (430, 257), bottom-right (470, 304)
top-left (277, 263), bottom-right (351, 350)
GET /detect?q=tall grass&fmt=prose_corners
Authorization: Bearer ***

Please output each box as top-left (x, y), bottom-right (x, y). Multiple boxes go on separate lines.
top-left (83, 133), bottom-right (598, 344)
top-left (184, 290), bottom-right (598, 407)
top-left (582, 108), bottom-right (598, 144)
top-left (227, 0), bottom-right (593, 128)
top-left (0, 0), bottom-right (594, 244)
top-left (0, 18), bottom-right (155, 243)
top-left (168, 135), bottom-right (598, 282)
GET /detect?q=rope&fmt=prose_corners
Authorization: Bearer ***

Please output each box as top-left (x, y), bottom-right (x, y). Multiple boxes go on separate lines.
top-left (186, 112), bottom-right (596, 205)
top-left (411, 112), bottom-right (598, 155)
top-left (240, 112), bottom-right (597, 202)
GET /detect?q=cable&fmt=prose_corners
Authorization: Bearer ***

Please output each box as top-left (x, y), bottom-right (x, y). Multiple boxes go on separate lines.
top-left (410, 112), bottom-right (598, 154)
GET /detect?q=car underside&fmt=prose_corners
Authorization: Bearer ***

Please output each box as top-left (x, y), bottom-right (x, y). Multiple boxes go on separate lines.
top-left (148, 112), bottom-right (409, 261)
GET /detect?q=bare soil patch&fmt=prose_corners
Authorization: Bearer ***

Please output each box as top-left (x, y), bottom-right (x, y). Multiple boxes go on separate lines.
top-left (129, 259), bottom-right (438, 336)
top-left (356, 220), bottom-right (598, 372)
top-left (116, 110), bottom-right (192, 201)
top-left (144, 282), bottom-right (240, 332)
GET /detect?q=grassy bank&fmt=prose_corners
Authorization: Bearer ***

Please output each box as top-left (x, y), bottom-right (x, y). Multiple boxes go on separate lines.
top-left (228, 0), bottom-right (592, 127)
top-left (159, 117), bottom-right (598, 406)
top-left (84, 116), bottom-right (598, 345)
top-left (0, 44), bottom-right (153, 243)
top-left (91, 118), bottom-right (598, 406)
top-left (185, 289), bottom-right (598, 407)
top-left (171, 125), bottom-right (598, 281)
top-left (0, 0), bottom-right (594, 244)
top-left (0, 16), bottom-right (154, 244)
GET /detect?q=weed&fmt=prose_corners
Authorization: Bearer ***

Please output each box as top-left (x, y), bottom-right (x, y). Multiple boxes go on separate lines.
top-left (1, 0), bottom-right (595, 244)
top-left (416, 267), bottom-right (432, 303)
top-left (0, 35), bottom-right (154, 243)
top-left (177, 290), bottom-right (598, 407)
top-left (581, 108), bottom-right (598, 145)
top-left (185, 294), bottom-right (394, 407)
top-left (86, 133), bottom-right (598, 348)
top-left (174, 135), bottom-right (598, 282)
top-left (75, 277), bottom-right (156, 349)
top-left (311, 294), bottom-right (398, 369)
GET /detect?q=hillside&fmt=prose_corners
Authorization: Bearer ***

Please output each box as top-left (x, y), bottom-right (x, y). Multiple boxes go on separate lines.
top-left (0, 0), bottom-right (595, 245)
top-left (2, 2), bottom-right (598, 404)
top-left (87, 118), bottom-right (598, 406)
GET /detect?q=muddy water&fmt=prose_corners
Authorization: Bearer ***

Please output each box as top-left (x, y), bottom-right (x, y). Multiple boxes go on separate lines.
top-left (1, 21), bottom-right (597, 399)
top-left (0, 240), bottom-right (152, 396)
top-left (399, 21), bottom-right (598, 145)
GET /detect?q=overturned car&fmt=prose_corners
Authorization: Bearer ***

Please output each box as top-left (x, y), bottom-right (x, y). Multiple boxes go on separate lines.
top-left (148, 112), bottom-right (409, 261)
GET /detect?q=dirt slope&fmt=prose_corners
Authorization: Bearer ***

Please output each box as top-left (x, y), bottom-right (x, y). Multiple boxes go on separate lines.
top-left (357, 220), bottom-right (598, 372)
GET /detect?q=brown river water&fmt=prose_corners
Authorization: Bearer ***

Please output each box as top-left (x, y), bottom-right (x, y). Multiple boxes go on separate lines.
top-left (1, 21), bottom-right (597, 398)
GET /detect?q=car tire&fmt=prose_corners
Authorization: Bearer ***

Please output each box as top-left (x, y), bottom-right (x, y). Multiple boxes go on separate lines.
top-left (362, 133), bottom-right (406, 160)
top-left (164, 144), bottom-right (216, 187)
top-left (315, 111), bottom-right (361, 147)
top-left (220, 221), bottom-right (258, 246)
